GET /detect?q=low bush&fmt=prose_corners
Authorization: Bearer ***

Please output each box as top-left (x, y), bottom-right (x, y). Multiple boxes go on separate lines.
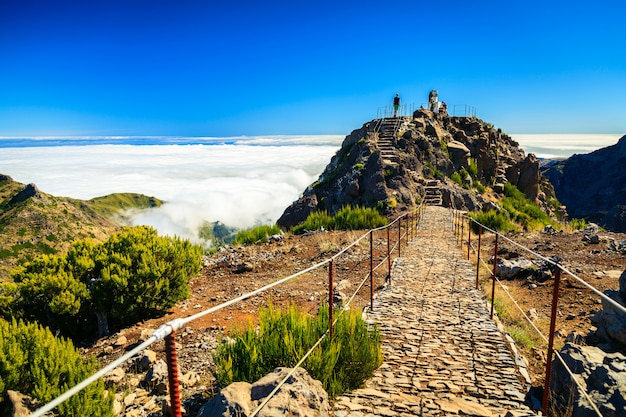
top-left (0, 318), bottom-right (113, 417)
top-left (470, 210), bottom-right (518, 233)
top-left (213, 304), bottom-right (382, 398)
top-left (233, 224), bottom-right (281, 246)
top-left (292, 206), bottom-right (387, 233)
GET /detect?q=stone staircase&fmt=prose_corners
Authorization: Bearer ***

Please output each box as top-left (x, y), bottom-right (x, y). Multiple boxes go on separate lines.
top-left (376, 118), bottom-right (401, 165)
top-left (423, 180), bottom-right (443, 206)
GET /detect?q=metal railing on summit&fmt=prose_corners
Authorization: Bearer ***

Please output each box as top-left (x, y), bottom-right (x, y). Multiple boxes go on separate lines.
top-left (29, 202), bottom-right (425, 417)
top-left (452, 209), bottom-right (626, 417)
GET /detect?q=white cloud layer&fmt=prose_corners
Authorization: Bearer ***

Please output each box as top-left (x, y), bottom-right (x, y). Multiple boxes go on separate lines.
top-left (511, 134), bottom-right (622, 159)
top-left (1, 136), bottom-right (343, 245)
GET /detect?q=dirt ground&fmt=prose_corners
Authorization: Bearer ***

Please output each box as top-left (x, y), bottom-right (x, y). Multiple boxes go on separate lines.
top-left (85, 224), bottom-right (626, 391)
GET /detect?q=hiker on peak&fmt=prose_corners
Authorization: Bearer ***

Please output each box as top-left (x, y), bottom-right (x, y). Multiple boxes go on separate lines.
top-left (393, 93), bottom-right (401, 117)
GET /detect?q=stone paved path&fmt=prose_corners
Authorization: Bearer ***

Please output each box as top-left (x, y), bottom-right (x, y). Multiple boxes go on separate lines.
top-left (332, 206), bottom-right (537, 417)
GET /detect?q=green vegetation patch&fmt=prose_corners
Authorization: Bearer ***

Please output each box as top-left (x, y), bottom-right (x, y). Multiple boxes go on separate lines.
top-left (292, 206), bottom-right (387, 234)
top-left (1, 225), bottom-right (202, 339)
top-left (88, 193), bottom-right (163, 217)
top-left (233, 224), bottom-right (282, 246)
top-left (213, 304), bottom-right (382, 398)
top-left (0, 318), bottom-right (114, 417)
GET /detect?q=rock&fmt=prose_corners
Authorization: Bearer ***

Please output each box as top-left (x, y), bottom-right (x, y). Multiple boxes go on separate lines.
top-left (8, 183), bottom-right (41, 206)
top-left (197, 367), bottom-right (329, 417)
top-left (583, 233), bottom-right (600, 244)
top-left (551, 343), bottom-right (626, 417)
top-left (180, 371), bottom-right (200, 388)
top-left (3, 391), bottom-right (37, 417)
top-left (620, 270), bottom-right (626, 299)
top-left (114, 335), bottom-right (127, 347)
top-left (446, 140), bottom-right (471, 170)
top-left (496, 258), bottom-right (535, 280)
top-left (103, 367), bottom-right (126, 386)
top-left (590, 288), bottom-right (626, 347)
top-left (277, 195), bottom-right (318, 230)
top-left (235, 262), bottom-right (254, 273)
top-left (143, 359), bottom-right (170, 395)
top-left (527, 308), bottom-right (539, 321)
top-left (136, 349), bottom-right (157, 370)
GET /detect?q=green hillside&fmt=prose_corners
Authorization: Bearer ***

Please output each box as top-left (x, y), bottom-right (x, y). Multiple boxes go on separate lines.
top-left (0, 174), bottom-right (162, 281)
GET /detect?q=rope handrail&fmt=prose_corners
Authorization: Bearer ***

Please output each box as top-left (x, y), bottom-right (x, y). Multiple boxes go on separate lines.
top-left (29, 205), bottom-right (422, 417)
top-left (463, 213), bottom-right (626, 316)
top-left (458, 210), bottom-right (619, 417)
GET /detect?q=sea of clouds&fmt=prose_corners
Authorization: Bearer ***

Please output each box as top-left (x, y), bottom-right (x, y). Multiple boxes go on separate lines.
top-left (0, 135), bottom-right (343, 246)
top-left (1, 133), bottom-right (622, 245)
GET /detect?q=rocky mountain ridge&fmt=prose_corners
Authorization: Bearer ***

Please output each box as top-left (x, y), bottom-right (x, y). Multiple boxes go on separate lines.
top-left (278, 110), bottom-right (558, 229)
top-left (543, 135), bottom-right (626, 232)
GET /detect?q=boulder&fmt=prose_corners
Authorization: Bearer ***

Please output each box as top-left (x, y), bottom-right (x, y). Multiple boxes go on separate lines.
top-left (446, 140), bottom-right (471, 170)
top-left (197, 367), bottom-right (329, 417)
top-left (550, 343), bottom-right (626, 417)
top-left (496, 258), bottom-right (536, 280)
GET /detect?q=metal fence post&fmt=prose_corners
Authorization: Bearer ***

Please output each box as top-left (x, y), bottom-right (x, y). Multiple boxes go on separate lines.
top-left (387, 226), bottom-right (391, 286)
top-left (490, 234), bottom-right (499, 319)
top-left (476, 225), bottom-right (482, 289)
top-left (328, 259), bottom-right (334, 338)
top-left (543, 267), bottom-right (562, 415)
top-left (398, 218), bottom-right (401, 258)
top-left (467, 217), bottom-right (471, 260)
top-left (370, 230), bottom-right (374, 312)
top-left (165, 332), bottom-right (182, 417)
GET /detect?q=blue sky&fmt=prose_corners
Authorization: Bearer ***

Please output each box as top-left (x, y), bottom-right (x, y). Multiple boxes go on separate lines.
top-left (1, 0), bottom-right (624, 137)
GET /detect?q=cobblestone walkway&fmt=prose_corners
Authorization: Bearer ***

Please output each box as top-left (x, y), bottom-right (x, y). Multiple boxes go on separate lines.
top-left (332, 206), bottom-right (536, 417)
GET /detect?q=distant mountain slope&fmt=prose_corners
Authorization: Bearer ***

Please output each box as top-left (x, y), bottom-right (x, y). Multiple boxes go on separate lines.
top-left (543, 135), bottom-right (626, 232)
top-left (0, 174), bottom-right (162, 281)
top-left (278, 111), bottom-right (558, 229)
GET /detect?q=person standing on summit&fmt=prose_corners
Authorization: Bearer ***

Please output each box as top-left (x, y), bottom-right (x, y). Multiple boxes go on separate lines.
top-left (393, 93), bottom-right (401, 117)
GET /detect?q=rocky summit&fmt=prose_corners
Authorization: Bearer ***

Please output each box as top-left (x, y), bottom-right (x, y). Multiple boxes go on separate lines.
top-left (277, 110), bottom-right (557, 229)
top-left (543, 135), bottom-right (626, 232)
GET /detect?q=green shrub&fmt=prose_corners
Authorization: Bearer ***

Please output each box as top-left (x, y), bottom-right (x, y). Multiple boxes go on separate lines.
top-left (292, 206), bottom-right (387, 233)
top-left (213, 304), bottom-right (382, 398)
top-left (233, 224), bottom-right (281, 246)
top-left (470, 210), bottom-right (518, 233)
top-left (501, 183), bottom-right (554, 230)
top-left (468, 159), bottom-right (478, 177)
top-left (473, 181), bottom-right (486, 193)
top-left (569, 218), bottom-right (587, 230)
top-left (6, 226), bottom-right (203, 338)
top-left (450, 172), bottom-right (463, 186)
top-left (0, 318), bottom-right (113, 417)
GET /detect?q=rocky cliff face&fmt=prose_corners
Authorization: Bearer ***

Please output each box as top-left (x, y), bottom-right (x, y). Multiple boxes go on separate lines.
top-left (278, 110), bottom-right (556, 229)
top-left (543, 135), bottom-right (626, 232)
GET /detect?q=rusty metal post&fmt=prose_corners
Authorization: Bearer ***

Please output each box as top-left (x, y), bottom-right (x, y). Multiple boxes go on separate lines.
top-left (460, 217), bottom-right (464, 247)
top-left (467, 217), bottom-right (471, 260)
top-left (476, 225), bottom-right (482, 289)
top-left (328, 259), bottom-right (334, 338)
top-left (165, 332), bottom-right (183, 417)
top-left (398, 218), bottom-right (401, 258)
top-left (543, 267), bottom-right (562, 415)
top-left (387, 226), bottom-right (391, 285)
top-left (370, 230), bottom-right (374, 312)
top-left (490, 234), bottom-right (499, 319)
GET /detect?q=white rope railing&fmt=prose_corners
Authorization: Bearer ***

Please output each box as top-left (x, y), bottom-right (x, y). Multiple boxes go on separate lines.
top-left (460, 211), bottom-right (617, 417)
top-left (28, 207), bottom-right (422, 417)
